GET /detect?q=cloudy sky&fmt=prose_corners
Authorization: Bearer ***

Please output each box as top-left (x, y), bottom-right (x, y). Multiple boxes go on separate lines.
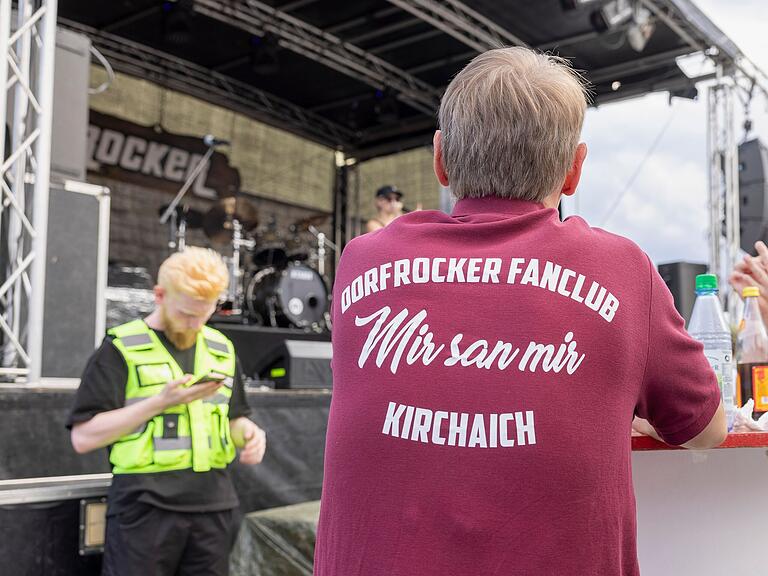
top-left (560, 0), bottom-right (768, 265)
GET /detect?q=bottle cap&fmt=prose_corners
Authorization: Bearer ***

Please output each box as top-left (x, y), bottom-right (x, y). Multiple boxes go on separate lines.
top-left (695, 274), bottom-right (718, 293)
top-left (743, 286), bottom-right (760, 298)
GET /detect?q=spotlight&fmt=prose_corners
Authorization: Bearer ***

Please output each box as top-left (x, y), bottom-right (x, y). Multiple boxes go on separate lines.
top-left (162, 0), bottom-right (195, 46)
top-left (249, 34), bottom-right (281, 75)
top-left (626, 6), bottom-right (655, 52)
top-left (560, 0), bottom-right (602, 10)
top-left (669, 85), bottom-right (698, 101)
top-left (590, 0), bottom-right (633, 33)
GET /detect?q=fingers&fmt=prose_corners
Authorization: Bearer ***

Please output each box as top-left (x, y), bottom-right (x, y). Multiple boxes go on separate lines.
top-left (756, 241), bottom-right (768, 269)
top-left (730, 270), bottom-right (757, 294)
top-left (180, 381), bottom-right (222, 402)
top-left (239, 428), bottom-right (266, 464)
top-left (742, 255), bottom-right (768, 288)
top-left (168, 375), bottom-right (193, 389)
top-left (733, 259), bottom-right (750, 274)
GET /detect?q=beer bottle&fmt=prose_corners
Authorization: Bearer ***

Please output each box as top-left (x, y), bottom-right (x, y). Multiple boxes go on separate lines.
top-left (736, 286), bottom-right (768, 416)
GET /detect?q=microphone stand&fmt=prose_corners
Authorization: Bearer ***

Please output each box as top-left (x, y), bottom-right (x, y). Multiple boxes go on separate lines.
top-left (159, 145), bottom-right (216, 249)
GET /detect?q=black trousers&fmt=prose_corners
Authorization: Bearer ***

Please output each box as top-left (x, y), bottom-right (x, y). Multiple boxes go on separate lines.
top-left (102, 502), bottom-right (241, 576)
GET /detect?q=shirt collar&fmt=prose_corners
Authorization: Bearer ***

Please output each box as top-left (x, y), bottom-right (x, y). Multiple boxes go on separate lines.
top-left (451, 196), bottom-right (550, 218)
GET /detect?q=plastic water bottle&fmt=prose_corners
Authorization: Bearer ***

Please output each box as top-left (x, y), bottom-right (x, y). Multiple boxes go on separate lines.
top-left (687, 274), bottom-right (736, 430)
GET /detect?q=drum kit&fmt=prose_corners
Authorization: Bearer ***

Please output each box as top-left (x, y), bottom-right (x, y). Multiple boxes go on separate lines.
top-left (164, 197), bottom-right (333, 331)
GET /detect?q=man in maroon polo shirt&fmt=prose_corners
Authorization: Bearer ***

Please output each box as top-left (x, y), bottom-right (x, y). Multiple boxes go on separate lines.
top-left (315, 47), bottom-right (726, 576)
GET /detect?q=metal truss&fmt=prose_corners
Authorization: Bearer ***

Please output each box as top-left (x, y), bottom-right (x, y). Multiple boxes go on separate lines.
top-left (642, 0), bottom-right (768, 100)
top-left (707, 73), bottom-right (740, 311)
top-left (58, 19), bottom-right (357, 150)
top-left (0, 0), bottom-right (57, 380)
top-left (193, 0), bottom-right (441, 116)
top-left (386, 0), bottom-right (528, 53)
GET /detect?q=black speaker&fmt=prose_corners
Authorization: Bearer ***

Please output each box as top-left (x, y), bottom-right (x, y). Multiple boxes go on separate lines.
top-left (657, 261), bottom-right (707, 327)
top-left (739, 138), bottom-right (768, 254)
top-left (255, 340), bottom-right (333, 389)
top-left (41, 183), bottom-right (110, 378)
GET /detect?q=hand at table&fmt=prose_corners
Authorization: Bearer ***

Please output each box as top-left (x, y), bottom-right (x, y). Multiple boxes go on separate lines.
top-left (632, 417), bottom-right (663, 442)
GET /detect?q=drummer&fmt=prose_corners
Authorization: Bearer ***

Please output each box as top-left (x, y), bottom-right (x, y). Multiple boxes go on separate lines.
top-left (366, 185), bottom-right (405, 233)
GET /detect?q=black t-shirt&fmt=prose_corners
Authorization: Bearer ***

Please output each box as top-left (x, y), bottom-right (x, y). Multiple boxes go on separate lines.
top-left (67, 330), bottom-right (252, 516)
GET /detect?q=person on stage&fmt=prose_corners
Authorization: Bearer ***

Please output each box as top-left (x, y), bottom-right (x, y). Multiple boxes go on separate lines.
top-left (315, 47), bottom-right (726, 576)
top-left (68, 246), bottom-right (266, 576)
top-left (366, 184), bottom-right (405, 233)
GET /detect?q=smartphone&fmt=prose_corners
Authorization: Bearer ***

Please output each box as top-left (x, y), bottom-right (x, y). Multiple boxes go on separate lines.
top-left (186, 372), bottom-right (227, 386)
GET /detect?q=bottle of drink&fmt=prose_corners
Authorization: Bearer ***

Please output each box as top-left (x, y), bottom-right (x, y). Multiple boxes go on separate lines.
top-left (736, 286), bottom-right (768, 416)
top-left (688, 274), bottom-right (736, 429)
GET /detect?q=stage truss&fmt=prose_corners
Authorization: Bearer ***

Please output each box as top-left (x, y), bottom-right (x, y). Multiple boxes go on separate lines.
top-left (0, 0), bottom-right (57, 380)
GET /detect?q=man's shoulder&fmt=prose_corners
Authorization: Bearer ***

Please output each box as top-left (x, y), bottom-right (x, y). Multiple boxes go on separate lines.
top-left (560, 214), bottom-right (649, 264)
top-left (88, 335), bottom-right (125, 368)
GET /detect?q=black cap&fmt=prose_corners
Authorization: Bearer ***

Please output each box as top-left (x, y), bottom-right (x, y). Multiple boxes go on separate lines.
top-left (376, 184), bottom-right (403, 199)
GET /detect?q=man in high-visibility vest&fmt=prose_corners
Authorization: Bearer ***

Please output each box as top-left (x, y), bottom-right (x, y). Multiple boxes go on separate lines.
top-left (68, 247), bottom-right (266, 576)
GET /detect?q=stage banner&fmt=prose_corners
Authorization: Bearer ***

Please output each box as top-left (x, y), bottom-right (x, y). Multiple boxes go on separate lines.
top-left (87, 111), bottom-right (241, 199)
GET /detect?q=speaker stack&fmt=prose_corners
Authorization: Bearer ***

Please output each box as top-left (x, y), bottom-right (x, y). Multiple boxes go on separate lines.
top-left (739, 138), bottom-right (768, 254)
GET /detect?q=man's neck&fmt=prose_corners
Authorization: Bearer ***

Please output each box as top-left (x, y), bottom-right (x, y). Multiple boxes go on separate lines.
top-left (144, 309), bottom-right (164, 332)
top-left (541, 191), bottom-right (562, 210)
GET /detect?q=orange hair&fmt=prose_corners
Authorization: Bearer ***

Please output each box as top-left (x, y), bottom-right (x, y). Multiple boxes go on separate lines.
top-left (157, 246), bottom-right (229, 301)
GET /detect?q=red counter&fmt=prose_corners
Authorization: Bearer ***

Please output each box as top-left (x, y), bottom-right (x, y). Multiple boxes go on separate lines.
top-left (632, 430), bottom-right (768, 451)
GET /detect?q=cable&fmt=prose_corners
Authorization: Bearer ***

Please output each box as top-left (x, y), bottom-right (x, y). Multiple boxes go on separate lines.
top-left (88, 45), bottom-right (114, 95)
top-left (599, 107), bottom-right (677, 227)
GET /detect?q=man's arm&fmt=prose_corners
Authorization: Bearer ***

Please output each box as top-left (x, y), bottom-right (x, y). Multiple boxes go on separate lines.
top-left (70, 377), bottom-right (223, 454)
top-left (633, 400), bottom-right (727, 449)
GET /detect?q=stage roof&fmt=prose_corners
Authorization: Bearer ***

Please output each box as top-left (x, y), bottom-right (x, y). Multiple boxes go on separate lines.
top-left (58, 0), bottom-right (751, 160)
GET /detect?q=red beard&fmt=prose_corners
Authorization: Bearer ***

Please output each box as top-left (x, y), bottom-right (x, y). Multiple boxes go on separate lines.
top-left (161, 308), bottom-right (198, 350)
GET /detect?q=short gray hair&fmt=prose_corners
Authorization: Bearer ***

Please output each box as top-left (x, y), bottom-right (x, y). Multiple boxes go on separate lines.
top-left (438, 47), bottom-right (589, 202)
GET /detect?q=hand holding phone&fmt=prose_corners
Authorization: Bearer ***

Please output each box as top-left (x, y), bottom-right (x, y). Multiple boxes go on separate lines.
top-left (186, 372), bottom-right (227, 386)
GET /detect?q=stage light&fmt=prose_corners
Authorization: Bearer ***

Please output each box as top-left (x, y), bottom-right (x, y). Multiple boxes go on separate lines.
top-left (560, 0), bottom-right (602, 10)
top-left (669, 85), bottom-right (698, 101)
top-left (611, 81), bottom-right (622, 91)
top-left (626, 6), bottom-right (655, 52)
top-left (590, 0), bottom-right (633, 33)
top-left (162, 0), bottom-right (195, 46)
top-left (249, 34), bottom-right (281, 75)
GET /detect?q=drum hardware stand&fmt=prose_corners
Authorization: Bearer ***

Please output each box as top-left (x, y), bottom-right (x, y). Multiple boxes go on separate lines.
top-left (167, 207), bottom-right (192, 252)
top-left (228, 218), bottom-right (255, 315)
top-left (308, 224), bottom-right (336, 332)
top-left (308, 224), bottom-right (337, 277)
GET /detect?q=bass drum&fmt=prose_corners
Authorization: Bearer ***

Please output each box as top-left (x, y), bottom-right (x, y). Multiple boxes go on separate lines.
top-left (246, 263), bottom-right (328, 328)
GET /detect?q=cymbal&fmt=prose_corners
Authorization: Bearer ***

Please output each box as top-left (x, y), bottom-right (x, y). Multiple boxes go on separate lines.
top-left (203, 197), bottom-right (259, 244)
top-left (158, 204), bottom-right (205, 229)
top-left (291, 213), bottom-right (330, 231)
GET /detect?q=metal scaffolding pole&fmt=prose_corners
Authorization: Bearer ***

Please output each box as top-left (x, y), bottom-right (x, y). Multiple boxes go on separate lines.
top-left (707, 74), bottom-right (740, 314)
top-left (0, 0), bottom-right (57, 380)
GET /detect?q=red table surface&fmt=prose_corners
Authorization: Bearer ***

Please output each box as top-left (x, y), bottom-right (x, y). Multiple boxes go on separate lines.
top-left (632, 430), bottom-right (768, 451)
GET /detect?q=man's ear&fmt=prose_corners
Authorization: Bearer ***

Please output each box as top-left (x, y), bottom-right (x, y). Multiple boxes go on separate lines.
top-left (433, 130), bottom-right (449, 187)
top-left (561, 142), bottom-right (588, 197)
top-left (153, 285), bottom-right (165, 306)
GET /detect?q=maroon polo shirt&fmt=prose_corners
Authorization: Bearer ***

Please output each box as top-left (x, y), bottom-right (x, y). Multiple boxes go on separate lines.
top-left (315, 196), bottom-right (720, 576)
